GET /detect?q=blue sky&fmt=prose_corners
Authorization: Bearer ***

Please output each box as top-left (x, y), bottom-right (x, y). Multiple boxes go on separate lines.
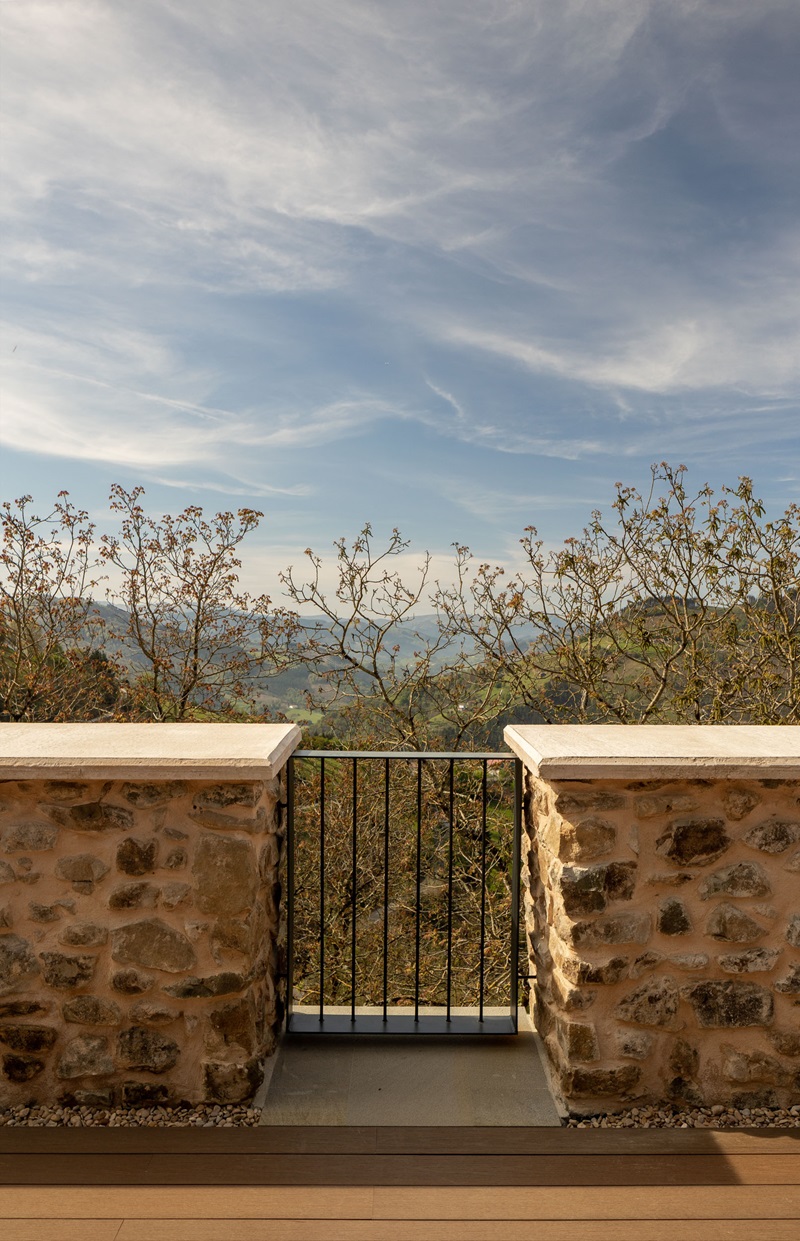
top-left (1, 0), bottom-right (799, 595)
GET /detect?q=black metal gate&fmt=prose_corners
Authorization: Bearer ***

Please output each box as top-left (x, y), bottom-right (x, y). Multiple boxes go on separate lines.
top-left (285, 751), bottom-right (523, 1035)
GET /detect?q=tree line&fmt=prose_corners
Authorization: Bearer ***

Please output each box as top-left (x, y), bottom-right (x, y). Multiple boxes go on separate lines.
top-left (2, 464), bottom-right (798, 743)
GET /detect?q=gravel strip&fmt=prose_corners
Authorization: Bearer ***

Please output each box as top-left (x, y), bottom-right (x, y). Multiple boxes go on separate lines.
top-left (566, 1104), bottom-right (800, 1128)
top-left (2, 1102), bottom-right (799, 1128)
top-left (0, 1104), bottom-right (262, 1127)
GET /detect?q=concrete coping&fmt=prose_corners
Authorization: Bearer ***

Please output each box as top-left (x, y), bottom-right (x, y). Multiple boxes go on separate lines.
top-left (504, 723), bottom-right (800, 781)
top-left (0, 722), bottom-right (302, 780)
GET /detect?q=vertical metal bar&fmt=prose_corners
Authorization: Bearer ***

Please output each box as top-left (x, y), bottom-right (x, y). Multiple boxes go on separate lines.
top-left (382, 756), bottom-right (390, 1022)
top-left (414, 758), bottom-right (422, 1023)
top-left (479, 757), bottom-right (488, 1023)
top-left (446, 757), bottom-right (454, 1022)
top-left (510, 758), bottom-right (523, 1033)
top-left (319, 757), bottom-right (325, 1025)
top-left (285, 756), bottom-right (295, 1033)
top-left (350, 757), bottom-right (357, 1023)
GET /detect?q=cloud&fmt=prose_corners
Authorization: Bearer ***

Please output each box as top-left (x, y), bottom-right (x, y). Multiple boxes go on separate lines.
top-left (1, 0), bottom-right (798, 556)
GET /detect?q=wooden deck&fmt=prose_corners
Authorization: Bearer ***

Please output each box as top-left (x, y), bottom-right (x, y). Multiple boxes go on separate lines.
top-left (1, 1125), bottom-right (799, 1239)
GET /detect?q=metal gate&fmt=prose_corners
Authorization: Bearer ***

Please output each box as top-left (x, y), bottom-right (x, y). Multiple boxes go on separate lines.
top-left (285, 751), bottom-right (523, 1035)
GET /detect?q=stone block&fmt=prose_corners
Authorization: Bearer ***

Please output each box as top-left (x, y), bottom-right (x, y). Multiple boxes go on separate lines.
top-left (62, 996), bottom-right (122, 1026)
top-left (706, 903), bottom-right (765, 943)
top-left (698, 862), bottom-right (771, 901)
top-left (615, 977), bottom-right (679, 1028)
top-left (29, 902), bottom-right (62, 922)
top-left (57, 1035), bottom-right (114, 1078)
top-left (556, 954), bottom-right (629, 986)
top-left (744, 819), bottom-right (800, 854)
top-left (40, 952), bottom-right (97, 990)
top-left (111, 969), bottom-right (154, 994)
top-left (111, 919), bottom-right (196, 973)
top-left (193, 835), bottom-right (257, 917)
top-left (188, 807), bottom-right (267, 832)
top-left (0, 861), bottom-right (15, 884)
top-left (130, 1002), bottom-right (180, 1025)
top-left (655, 820), bottom-right (731, 867)
top-left (557, 816), bottom-right (617, 863)
top-left (786, 915), bottom-right (800, 948)
top-left (59, 923), bottom-right (108, 948)
top-left (718, 948), bottom-right (781, 974)
top-left (555, 1017), bottom-right (599, 1062)
top-left (120, 782), bottom-right (187, 807)
top-left (669, 1038), bottom-right (699, 1080)
top-left (682, 980), bottom-right (773, 1027)
top-left (3, 1054), bottom-right (45, 1082)
top-left (669, 953), bottom-right (709, 971)
top-left (554, 788), bottom-right (626, 816)
top-left (210, 918), bottom-right (253, 959)
top-left (161, 882), bottom-right (191, 910)
top-left (163, 971), bottom-right (246, 998)
top-left (569, 913), bottom-right (651, 948)
top-left (560, 1064), bottom-right (641, 1097)
top-left (722, 787), bottom-right (761, 821)
top-left (54, 854), bottom-right (110, 893)
top-left (48, 802), bottom-right (134, 832)
top-left (0, 1024), bottom-right (58, 1052)
top-left (657, 899), bottom-right (692, 936)
top-left (164, 847), bottom-right (188, 870)
top-left (0, 1000), bottom-right (50, 1018)
top-left (2, 823), bottom-right (58, 852)
top-left (42, 781), bottom-right (92, 803)
top-left (116, 838), bottom-right (157, 876)
top-left (776, 964), bottom-right (800, 995)
top-left (117, 1025), bottom-right (180, 1073)
top-left (629, 951), bottom-right (664, 979)
top-left (208, 998), bottom-right (257, 1054)
top-left (0, 934), bottom-right (41, 996)
top-left (193, 783), bottom-right (265, 809)
top-left (722, 1045), bottom-right (790, 1086)
top-left (203, 1057), bottom-right (263, 1103)
top-left (769, 1030), bottom-right (800, 1057)
top-left (121, 1082), bottom-right (172, 1107)
top-left (109, 882), bottom-right (159, 909)
top-left (635, 792), bottom-right (699, 819)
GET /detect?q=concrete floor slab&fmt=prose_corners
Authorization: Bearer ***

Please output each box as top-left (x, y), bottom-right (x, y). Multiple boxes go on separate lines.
top-left (259, 1011), bottom-right (561, 1127)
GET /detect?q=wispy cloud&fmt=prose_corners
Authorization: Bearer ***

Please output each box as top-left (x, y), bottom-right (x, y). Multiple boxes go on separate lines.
top-left (1, 0), bottom-right (798, 562)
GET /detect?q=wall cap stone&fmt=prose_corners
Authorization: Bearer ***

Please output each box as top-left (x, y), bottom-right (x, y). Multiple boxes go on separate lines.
top-left (505, 724), bottom-right (800, 780)
top-left (0, 723), bottom-right (301, 780)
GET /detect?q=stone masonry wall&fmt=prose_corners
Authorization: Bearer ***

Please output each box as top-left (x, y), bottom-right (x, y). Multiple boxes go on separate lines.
top-left (0, 775), bottom-right (285, 1108)
top-left (523, 773), bottom-right (800, 1115)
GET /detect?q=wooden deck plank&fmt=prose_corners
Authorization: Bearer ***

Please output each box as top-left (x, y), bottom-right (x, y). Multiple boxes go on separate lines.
top-left (110, 1223), bottom-right (800, 1241)
top-left (374, 1126), bottom-right (800, 1155)
top-left (373, 1185), bottom-right (800, 1219)
top-left (3, 1185), bottom-right (798, 1220)
top-left (1, 1125), bottom-right (797, 1156)
top-left (1, 1152), bottom-right (799, 1185)
top-left (1, 1186), bottom-right (374, 1219)
top-left (2, 1224), bottom-right (123, 1241)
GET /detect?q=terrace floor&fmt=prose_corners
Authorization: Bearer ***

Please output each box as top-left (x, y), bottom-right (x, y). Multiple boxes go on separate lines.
top-left (259, 1009), bottom-right (561, 1126)
top-left (1, 1124), bottom-right (798, 1239)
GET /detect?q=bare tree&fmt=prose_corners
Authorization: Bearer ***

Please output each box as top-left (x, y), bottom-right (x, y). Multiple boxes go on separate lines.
top-left (0, 493), bottom-right (119, 721)
top-left (278, 524), bottom-right (509, 750)
top-left (100, 485), bottom-right (285, 721)
top-left (435, 464), bottom-right (800, 725)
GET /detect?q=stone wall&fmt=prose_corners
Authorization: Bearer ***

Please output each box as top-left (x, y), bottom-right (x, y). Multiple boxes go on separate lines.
top-left (523, 773), bottom-right (800, 1114)
top-left (0, 775), bottom-right (285, 1108)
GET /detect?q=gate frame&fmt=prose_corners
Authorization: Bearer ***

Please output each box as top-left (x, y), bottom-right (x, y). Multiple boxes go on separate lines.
top-left (284, 751), bottom-right (523, 1036)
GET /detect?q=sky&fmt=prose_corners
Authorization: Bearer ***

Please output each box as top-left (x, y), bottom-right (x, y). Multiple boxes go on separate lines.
top-left (1, 0), bottom-right (799, 597)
